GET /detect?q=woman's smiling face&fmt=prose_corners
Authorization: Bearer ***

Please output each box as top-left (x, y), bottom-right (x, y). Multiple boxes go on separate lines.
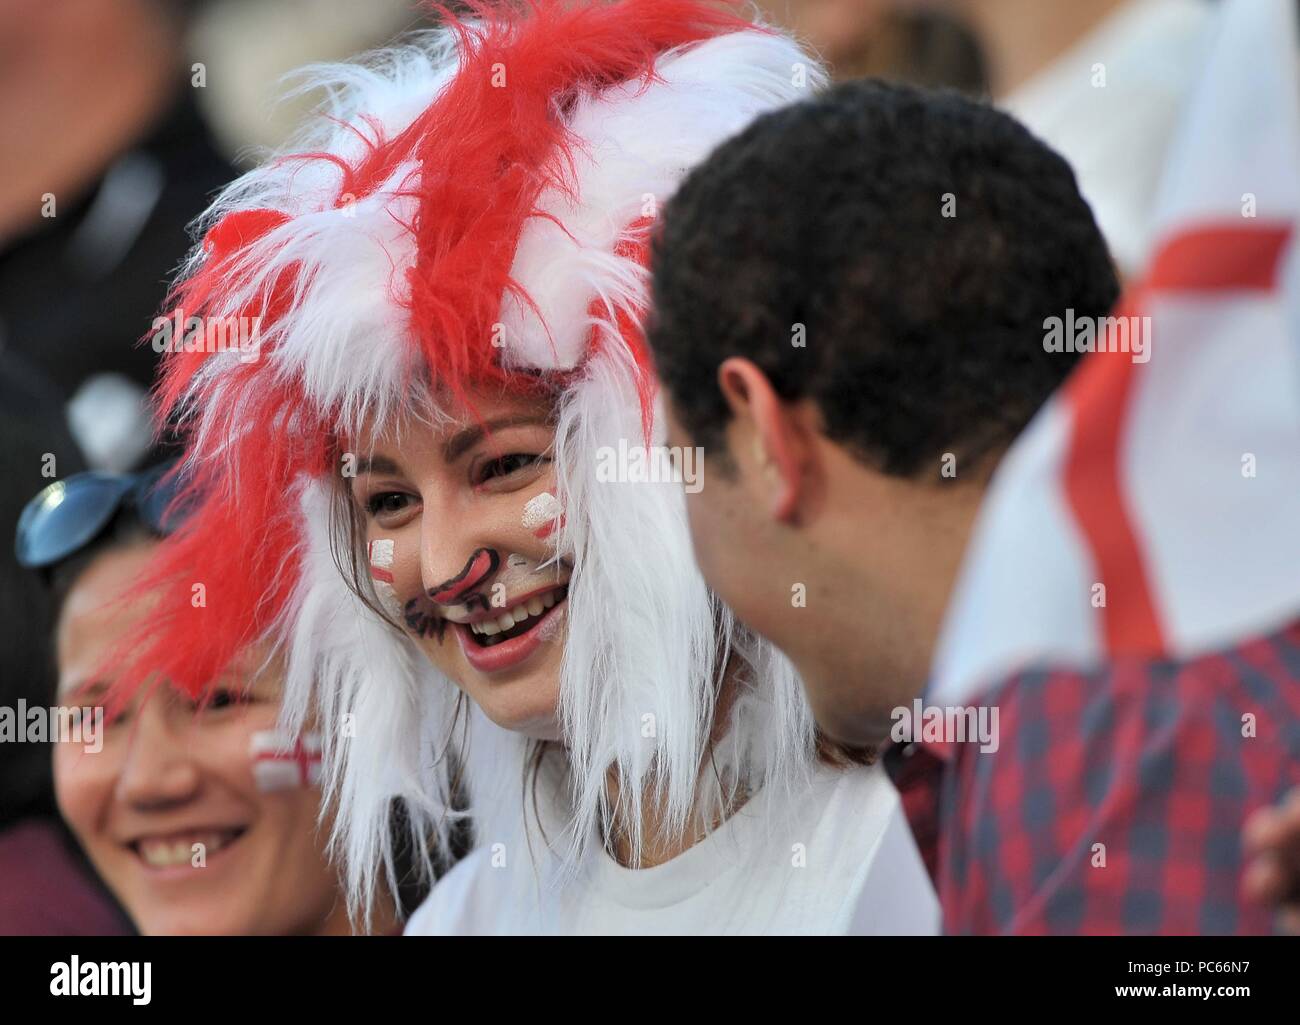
top-left (53, 542), bottom-right (351, 936)
top-left (348, 387), bottom-right (570, 740)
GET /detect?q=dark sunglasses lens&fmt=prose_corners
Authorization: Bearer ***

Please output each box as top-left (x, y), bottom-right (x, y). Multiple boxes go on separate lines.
top-left (15, 474), bottom-right (134, 569)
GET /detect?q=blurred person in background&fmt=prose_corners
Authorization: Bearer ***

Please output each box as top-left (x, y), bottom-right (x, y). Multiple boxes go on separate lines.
top-left (760, 0), bottom-right (1215, 274)
top-left (1245, 789), bottom-right (1300, 934)
top-left (188, 0), bottom-right (421, 154)
top-left (0, 357), bottom-right (126, 935)
top-left (0, 0), bottom-right (231, 928)
top-left (759, 0), bottom-right (986, 91)
top-left (0, 0), bottom-right (234, 472)
top-left (13, 465), bottom-right (411, 934)
top-left (914, 0), bottom-right (1216, 277)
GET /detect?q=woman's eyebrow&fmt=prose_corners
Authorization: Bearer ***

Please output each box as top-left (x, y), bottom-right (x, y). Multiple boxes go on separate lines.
top-left (353, 454), bottom-right (403, 476)
top-left (443, 414), bottom-right (550, 462)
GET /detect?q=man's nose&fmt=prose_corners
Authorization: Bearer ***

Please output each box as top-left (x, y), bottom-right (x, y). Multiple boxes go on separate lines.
top-left (115, 695), bottom-right (201, 810)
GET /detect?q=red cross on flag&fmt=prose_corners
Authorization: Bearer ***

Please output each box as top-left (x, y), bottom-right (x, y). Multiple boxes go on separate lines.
top-left (930, 0), bottom-right (1300, 705)
top-left (251, 729), bottom-right (323, 792)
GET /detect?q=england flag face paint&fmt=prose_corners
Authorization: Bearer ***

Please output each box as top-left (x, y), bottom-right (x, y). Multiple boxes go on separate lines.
top-left (250, 729), bottom-right (322, 792)
top-left (367, 538), bottom-right (405, 619)
top-left (521, 491), bottom-right (564, 539)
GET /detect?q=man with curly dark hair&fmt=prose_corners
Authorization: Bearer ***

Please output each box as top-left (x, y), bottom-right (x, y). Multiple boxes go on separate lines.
top-left (647, 78), bottom-right (1118, 755)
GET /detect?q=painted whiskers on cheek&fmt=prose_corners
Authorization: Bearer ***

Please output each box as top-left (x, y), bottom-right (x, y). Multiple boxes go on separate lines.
top-left (403, 596), bottom-right (449, 642)
top-left (400, 547), bottom-right (503, 642)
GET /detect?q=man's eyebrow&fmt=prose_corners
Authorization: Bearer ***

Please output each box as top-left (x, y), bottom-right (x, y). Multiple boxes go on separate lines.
top-left (444, 414), bottom-right (551, 462)
top-left (353, 454), bottom-right (403, 476)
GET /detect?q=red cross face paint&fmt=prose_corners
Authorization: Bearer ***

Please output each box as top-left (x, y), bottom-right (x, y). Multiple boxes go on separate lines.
top-left (250, 729), bottom-right (323, 792)
top-left (366, 539), bottom-right (405, 619)
top-left (521, 491), bottom-right (564, 539)
top-left (347, 390), bottom-right (570, 740)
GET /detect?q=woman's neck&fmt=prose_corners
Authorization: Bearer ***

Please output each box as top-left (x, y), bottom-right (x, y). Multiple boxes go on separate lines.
top-left (603, 665), bottom-right (751, 869)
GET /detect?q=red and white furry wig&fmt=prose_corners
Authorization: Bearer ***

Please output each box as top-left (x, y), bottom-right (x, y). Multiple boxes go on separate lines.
top-left (130, 0), bottom-right (828, 921)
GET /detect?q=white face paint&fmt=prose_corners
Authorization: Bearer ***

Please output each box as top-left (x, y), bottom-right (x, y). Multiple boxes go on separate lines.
top-left (487, 551), bottom-right (563, 608)
top-left (521, 491), bottom-right (563, 534)
top-left (498, 552), bottom-right (533, 591)
top-left (367, 538), bottom-right (405, 619)
top-left (250, 729), bottom-right (322, 792)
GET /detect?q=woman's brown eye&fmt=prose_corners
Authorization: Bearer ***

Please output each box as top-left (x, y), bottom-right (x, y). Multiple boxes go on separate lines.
top-left (367, 492), bottom-right (410, 516)
top-left (479, 453), bottom-right (545, 482)
top-left (199, 688), bottom-right (247, 712)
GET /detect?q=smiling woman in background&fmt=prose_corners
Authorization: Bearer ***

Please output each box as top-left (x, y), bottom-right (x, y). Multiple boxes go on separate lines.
top-left (18, 466), bottom-right (404, 935)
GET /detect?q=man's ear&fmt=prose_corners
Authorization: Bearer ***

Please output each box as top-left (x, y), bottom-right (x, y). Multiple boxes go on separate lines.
top-left (717, 357), bottom-right (811, 524)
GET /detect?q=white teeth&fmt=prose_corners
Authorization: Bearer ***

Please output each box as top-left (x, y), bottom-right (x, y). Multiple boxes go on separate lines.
top-left (138, 831), bottom-right (236, 867)
top-left (468, 588), bottom-right (566, 640)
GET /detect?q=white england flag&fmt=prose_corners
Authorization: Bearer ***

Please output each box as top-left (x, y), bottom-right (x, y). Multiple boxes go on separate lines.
top-left (929, 0), bottom-right (1300, 706)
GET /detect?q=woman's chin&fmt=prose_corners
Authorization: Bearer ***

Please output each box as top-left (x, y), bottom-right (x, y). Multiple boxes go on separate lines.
top-left (135, 909), bottom-right (247, 936)
top-left (432, 621), bottom-right (566, 740)
top-left (455, 666), bottom-right (562, 740)
top-left (474, 687), bottom-right (562, 740)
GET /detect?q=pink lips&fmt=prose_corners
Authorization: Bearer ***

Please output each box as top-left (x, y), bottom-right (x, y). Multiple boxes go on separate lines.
top-left (454, 597), bottom-right (565, 674)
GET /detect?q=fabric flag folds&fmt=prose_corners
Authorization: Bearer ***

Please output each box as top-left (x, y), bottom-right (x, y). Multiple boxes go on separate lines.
top-left (929, 0), bottom-right (1300, 706)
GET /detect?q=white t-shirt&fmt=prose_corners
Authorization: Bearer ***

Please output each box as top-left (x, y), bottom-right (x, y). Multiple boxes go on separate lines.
top-left (405, 763), bottom-right (938, 935)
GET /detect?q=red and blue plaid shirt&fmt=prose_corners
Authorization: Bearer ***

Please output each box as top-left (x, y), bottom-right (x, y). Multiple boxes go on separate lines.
top-left (885, 617), bottom-right (1300, 934)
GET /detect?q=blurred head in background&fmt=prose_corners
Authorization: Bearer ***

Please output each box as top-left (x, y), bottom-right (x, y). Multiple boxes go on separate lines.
top-left (902, 0), bottom-right (1130, 96)
top-left (20, 467), bottom-right (382, 935)
top-left (0, 0), bottom-right (234, 473)
top-left (0, 360), bottom-right (84, 832)
top-left (758, 0), bottom-right (986, 91)
top-left (0, 0), bottom-right (189, 246)
top-left (896, 0), bottom-right (1214, 276)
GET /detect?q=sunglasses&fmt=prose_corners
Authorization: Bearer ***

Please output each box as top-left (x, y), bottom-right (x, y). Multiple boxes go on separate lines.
top-left (15, 462), bottom-right (189, 571)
